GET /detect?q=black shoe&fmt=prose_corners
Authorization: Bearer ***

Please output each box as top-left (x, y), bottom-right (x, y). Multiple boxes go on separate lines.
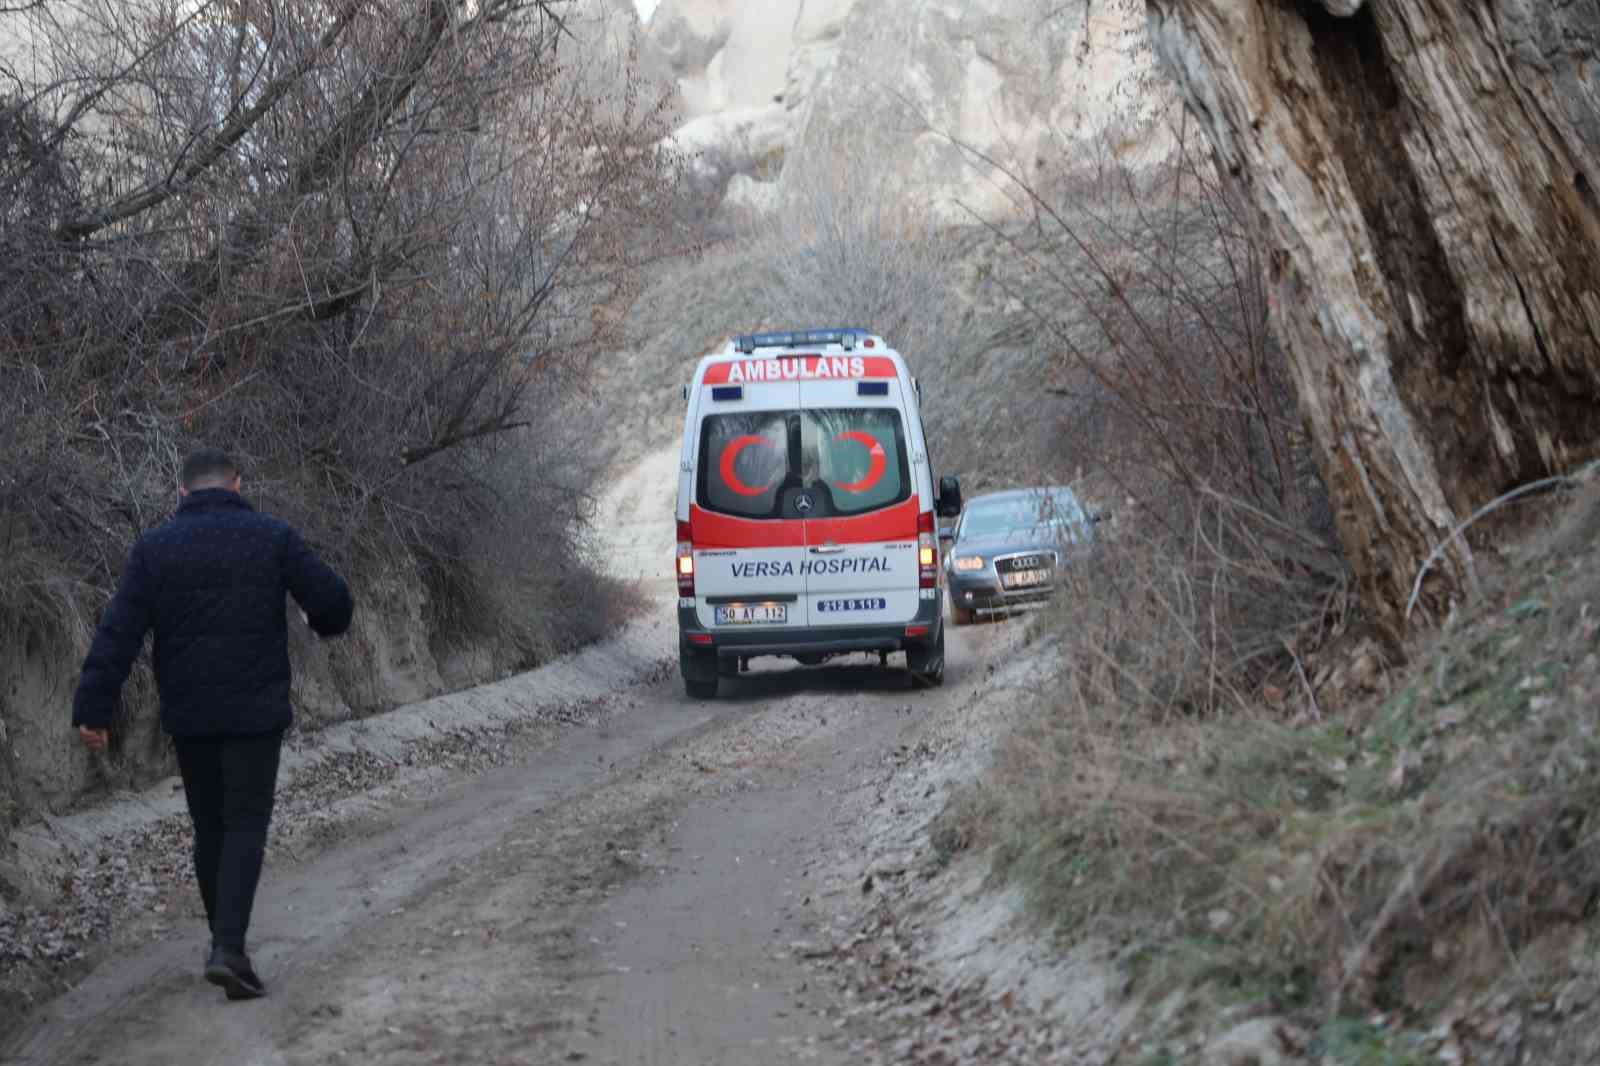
top-left (205, 945), bottom-right (266, 1000)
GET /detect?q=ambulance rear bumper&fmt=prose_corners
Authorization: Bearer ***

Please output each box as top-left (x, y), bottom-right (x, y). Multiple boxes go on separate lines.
top-left (678, 596), bottom-right (942, 660)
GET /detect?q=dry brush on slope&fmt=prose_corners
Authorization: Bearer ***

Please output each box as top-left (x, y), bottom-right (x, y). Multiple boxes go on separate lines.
top-left (934, 4), bottom-right (1600, 1053)
top-left (0, 0), bottom-right (682, 820)
top-left (951, 115), bottom-right (1344, 698)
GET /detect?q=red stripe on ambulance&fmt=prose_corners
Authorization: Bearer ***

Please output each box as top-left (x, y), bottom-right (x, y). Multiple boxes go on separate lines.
top-left (689, 497), bottom-right (919, 549)
top-left (804, 497), bottom-right (919, 545)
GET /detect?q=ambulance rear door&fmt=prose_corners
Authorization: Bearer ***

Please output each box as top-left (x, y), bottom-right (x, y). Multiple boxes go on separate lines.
top-left (687, 371), bottom-right (810, 635)
top-left (797, 367), bottom-right (922, 628)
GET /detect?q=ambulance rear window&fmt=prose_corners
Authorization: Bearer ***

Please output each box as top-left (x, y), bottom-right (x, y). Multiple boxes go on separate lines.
top-left (698, 411), bottom-right (791, 519)
top-left (802, 409), bottom-right (909, 517)
top-left (696, 409), bottom-right (910, 519)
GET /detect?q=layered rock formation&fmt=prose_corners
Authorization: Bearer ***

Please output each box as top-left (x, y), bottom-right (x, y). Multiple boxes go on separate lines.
top-left (647, 0), bottom-right (1171, 217)
top-left (1147, 0), bottom-right (1600, 628)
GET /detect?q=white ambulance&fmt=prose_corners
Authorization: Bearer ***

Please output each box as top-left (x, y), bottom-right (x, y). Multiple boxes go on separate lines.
top-left (674, 328), bottom-right (963, 698)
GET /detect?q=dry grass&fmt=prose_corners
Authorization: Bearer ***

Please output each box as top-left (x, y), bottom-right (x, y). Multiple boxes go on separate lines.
top-left (950, 484), bottom-right (1600, 1039)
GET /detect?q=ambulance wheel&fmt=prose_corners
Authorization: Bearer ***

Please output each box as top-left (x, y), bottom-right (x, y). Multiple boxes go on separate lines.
top-left (680, 645), bottom-right (719, 699)
top-left (951, 605), bottom-right (975, 627)
top-left (907, 627), bottom-right (945, 688)
top-left (685, 677), bottom-right (719, 700)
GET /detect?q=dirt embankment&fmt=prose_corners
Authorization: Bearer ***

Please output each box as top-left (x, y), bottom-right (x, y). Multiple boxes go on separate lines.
top-left (0, 568), bottom-right (541, 838)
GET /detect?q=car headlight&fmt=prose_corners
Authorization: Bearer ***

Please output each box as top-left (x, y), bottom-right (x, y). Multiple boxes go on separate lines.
top-left (953, 555), bottom-right (986, 572)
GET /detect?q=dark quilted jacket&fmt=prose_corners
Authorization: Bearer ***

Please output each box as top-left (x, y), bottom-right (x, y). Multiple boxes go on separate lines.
top-left (71, 489), bottom-right (354, 738)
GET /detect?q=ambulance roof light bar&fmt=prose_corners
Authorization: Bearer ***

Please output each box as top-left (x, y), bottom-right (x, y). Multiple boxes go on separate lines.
top-left (734, 328), bottom-right (873, 354)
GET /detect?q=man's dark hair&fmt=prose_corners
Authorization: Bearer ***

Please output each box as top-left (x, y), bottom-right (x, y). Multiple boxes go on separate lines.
top-left (180, 448), bottom-right (240, 490)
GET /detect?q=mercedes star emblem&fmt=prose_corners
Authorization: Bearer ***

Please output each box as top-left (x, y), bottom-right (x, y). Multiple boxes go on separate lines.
top-left (795, 492), bottom-right (815, 514)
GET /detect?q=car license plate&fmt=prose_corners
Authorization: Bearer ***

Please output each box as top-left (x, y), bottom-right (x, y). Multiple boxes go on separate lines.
top-left (714, 603), bottom-right (787, 625)
top-left (1003, 568), bottom-right (1050, 589)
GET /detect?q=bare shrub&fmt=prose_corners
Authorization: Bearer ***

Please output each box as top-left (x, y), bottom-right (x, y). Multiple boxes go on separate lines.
top-left (0, 0), bottom-right (683, 814)
top-left (965, 118), bottom-right (1345, 695)
top-left (923, 108), bottom-right (1346, 988)
top-left (748, 120), bottom-right (980, 394)
top-left (935, 113), bottom-right (1600, 1026)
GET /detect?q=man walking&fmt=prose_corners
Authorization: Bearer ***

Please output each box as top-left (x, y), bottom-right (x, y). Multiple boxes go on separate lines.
top-left (72, 448), bottom-right (353, 1000)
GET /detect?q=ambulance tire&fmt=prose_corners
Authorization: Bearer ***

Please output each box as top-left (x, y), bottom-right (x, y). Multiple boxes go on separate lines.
top-left (907, 626), bottom-right (946, 688)
top-left (680, 646), bottom-right (719, 699)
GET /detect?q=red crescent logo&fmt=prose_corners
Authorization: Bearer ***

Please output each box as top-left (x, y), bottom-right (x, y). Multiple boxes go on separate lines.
top-left (720, 435), bottom-right (782, 497)
top-left (833, 431), bottom-right (887, 493)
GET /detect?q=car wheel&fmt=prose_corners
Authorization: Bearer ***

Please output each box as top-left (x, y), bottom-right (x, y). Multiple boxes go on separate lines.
top-left (794, 652), bottom-right (825, 666)
top-left (907, 626), bottom-right (945, 688)
top-left (951, 605), bottom-right (975, 627)
top-left (685, 677), bottom-right (719, 699)
top-left (680, 645), bottom-right (719, 698)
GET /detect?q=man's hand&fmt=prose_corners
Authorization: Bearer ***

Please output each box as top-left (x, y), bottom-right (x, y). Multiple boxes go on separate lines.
top-left (78, 726), bottom-right (109, 752)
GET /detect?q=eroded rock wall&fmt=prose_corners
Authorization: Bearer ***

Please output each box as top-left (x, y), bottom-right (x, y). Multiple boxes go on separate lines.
top-left (650, 0), bottom-right (1171, 217)
top-left (1146, 0), bottom-right (1600, 626)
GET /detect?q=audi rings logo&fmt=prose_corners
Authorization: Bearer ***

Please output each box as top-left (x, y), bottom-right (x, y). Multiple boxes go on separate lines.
top-left (1013, 555), bottom-right (1042, 569)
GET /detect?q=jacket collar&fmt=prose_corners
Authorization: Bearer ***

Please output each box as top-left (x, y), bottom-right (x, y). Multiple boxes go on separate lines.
top-left (177, 488), bottom-right (255, 514)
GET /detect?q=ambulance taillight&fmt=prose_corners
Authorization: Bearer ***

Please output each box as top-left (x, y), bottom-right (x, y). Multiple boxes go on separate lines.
top-left (917, 511), bottom-right (938, 589)
top-left (676, 520), bottom-right (695, 596)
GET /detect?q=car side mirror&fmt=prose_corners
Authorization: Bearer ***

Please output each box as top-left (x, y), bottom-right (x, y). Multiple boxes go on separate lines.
top-left (936, 475), bottom-right (962, 518)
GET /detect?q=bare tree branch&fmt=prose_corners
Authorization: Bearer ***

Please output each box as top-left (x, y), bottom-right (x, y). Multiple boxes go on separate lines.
top-left (53, 0), bottom-right (369, 241)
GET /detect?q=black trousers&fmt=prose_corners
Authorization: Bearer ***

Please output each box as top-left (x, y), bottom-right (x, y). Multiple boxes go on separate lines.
top-left (172, 732), bottom-right (283, 953)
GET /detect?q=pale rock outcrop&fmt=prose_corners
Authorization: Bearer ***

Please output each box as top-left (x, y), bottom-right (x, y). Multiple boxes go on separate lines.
top-left (671, 104), bottom-right (790, 180)
top-left (648, 0), bottom-right (1169, 219)
top-left (1201, 1018), bottom-right (1294, 1066)
top-left (780, 0), bottom-right (1169, 218)
top-left (651, 0), bottom-right (806, 116)
top-left (723, 172), bottom-right (781, 215)
top-left (565, 0), bottom-right (677, 100)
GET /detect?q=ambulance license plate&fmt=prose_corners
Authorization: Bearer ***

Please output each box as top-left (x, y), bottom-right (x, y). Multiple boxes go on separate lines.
top-left (715, 604), bottom-right (787, 625)
top-left (1002, 569), bottom-right (1050, 589)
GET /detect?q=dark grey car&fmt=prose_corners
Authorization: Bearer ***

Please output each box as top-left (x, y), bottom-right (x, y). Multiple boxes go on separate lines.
top-left (941, 486), bottom-right (1096, 625)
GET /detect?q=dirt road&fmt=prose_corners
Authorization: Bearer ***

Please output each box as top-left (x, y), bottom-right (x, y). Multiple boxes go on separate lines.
top-left (2, 451), bottom-right (1020, 1065)
top-left (11, 666), bottom-right (994, 1065)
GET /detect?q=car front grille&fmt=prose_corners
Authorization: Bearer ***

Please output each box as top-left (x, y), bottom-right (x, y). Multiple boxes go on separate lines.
top-left (993, 551), bottom-right (1057, 575)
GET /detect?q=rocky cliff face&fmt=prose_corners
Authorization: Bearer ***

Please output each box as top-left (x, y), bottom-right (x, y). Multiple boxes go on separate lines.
top-left (1146, 0), bottom-right (1600, 628)
top-left (648, 0), bottom-right (1171, 218)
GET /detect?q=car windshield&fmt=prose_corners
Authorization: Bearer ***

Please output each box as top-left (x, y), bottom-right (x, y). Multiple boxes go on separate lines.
top-left (960, 489), bottom-right (1089, 541)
